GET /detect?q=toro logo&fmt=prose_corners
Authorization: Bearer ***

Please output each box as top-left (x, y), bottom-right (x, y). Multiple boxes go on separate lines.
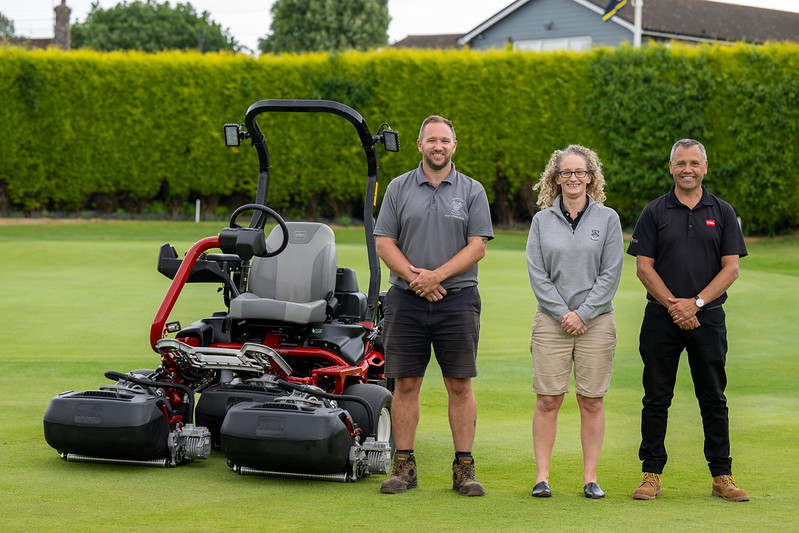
top-left (257, 415), bottom-right (286, 437)
top-left (74, 403), bottom-right (102, 424)
top-left (706, 219), bottom-right (716, 227)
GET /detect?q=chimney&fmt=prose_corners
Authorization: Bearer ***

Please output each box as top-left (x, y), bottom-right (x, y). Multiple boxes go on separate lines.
top-left (54, 0), bottom-right (71, 50)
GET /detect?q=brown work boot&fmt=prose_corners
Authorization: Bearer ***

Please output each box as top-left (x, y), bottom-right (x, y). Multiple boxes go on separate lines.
top-left (380, 453), bottom-right (418, 494)
top-left (452, 456), bottom-right (486, 497)
top-left (712, 475), bottom-right (749, 502)
top-left (632, 472), bottom-right (662, 500)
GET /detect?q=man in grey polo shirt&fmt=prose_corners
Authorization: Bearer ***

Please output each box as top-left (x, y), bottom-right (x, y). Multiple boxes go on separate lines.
top-left (374, 115), bottom-right (493, 496)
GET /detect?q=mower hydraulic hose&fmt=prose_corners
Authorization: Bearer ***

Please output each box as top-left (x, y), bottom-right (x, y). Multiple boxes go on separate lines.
top-left (104, 371), bottom-right (196, 425)
top-left (276, 380), bottom-right (374, 438)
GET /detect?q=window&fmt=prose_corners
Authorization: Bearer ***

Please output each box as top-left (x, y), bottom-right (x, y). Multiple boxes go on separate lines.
top-left (514, 36), bottom-right (592, 52)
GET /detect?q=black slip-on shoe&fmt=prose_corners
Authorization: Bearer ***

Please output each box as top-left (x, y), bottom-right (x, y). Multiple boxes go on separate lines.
top-left (531, 481), bottom-right (552, 498)
top-left (584, 482), bottom-right (605, 499)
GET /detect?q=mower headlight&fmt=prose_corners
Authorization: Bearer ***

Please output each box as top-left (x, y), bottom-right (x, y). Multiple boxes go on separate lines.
top-left (382, 129), bottom-right (400, 152)
top-left (224, 124), bottom-right (241, 147)
top-left (374, 123), bottom-right (400, 152)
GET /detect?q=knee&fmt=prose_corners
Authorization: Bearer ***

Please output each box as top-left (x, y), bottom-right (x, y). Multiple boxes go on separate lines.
top-left (393, 378), bottom-right (423, 398)
top-left (536, 394), bottom-right (563, 413)
top-left (577, 395), bottom-right (604, 415)
top-left (642, 394), bottom-right (673, 410)
top-left (444, 378), bottom-right (473, 398)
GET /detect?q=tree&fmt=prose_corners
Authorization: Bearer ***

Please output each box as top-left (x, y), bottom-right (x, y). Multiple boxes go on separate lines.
top-left (259, 0), bottom-right (389, 54)
top-left (0, 11), bottom-right (15, 38)
top-left (71, 1), bottom-right (239, 53)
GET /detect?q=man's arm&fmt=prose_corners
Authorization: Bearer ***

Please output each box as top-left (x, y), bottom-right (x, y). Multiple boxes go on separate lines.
top-left (375, 235), bottom-right (449, 301)
top-left (375, 235), bottom-right (416, 283)
top-left (636, 255), bottom-right (674, 307)
top-left (666, 255), bottom-right (740, 324)
top-left (409, 236), bottom-right (488, 299)
top-left (636, 255), bottom-right (699, 330)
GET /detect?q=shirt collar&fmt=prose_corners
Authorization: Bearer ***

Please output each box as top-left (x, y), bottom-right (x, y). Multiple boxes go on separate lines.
top-left (556, 194), bottom-right (594, 214)
top-left (665, 184), bottom-right (712, 208)
top-left (414, 162), bottom-right (457, 186)
top-left (559, 194), bottom-right (591, 218)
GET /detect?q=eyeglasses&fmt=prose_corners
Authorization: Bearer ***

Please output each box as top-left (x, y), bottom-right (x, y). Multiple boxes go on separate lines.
top-left (558, 170), bottom-right (590, 179)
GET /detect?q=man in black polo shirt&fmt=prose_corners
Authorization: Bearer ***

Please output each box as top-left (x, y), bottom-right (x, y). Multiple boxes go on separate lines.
top-left (627, 139), bottom-right (749, 502)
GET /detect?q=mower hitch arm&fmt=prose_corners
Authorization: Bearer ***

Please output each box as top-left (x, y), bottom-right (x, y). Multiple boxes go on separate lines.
top-left (104, 371), bottom-right (197, 425)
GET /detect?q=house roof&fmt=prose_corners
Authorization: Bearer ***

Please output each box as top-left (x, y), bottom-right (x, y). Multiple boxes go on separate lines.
top-left (458, 0), bottom-right (799, 45)
top-left (392, 34), bottom-right (465, 49)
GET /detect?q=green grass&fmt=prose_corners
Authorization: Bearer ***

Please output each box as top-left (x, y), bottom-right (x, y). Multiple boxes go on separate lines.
top-left (1, 221), bottom-right (797, 532)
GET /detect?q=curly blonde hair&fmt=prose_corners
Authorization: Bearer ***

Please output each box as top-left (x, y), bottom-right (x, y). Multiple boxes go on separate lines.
top-left (533, 145), bottom-right (606, 209)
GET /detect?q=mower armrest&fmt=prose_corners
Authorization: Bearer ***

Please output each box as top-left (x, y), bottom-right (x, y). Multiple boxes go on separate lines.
top-left (157, 244), bottom-right (241, 283)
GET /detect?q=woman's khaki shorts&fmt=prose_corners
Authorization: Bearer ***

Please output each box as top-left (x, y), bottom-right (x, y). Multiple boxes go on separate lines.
top-left (530, 311), bottom-right (616, 398)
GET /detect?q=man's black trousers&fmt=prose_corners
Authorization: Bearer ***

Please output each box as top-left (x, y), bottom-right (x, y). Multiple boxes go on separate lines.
top-left (638, 303), bottom-right (733, 477)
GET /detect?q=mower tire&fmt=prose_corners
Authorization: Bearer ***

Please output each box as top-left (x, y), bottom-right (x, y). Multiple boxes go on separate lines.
top-left (340, 384), bottom-right (393, 447)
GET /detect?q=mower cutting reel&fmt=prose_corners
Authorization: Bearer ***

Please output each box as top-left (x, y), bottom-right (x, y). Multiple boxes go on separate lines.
top-left (43, 100), bottom-right (398, 481)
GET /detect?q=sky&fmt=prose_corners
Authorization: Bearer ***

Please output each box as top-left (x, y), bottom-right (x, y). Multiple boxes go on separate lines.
top-left (2, 0), bottom-right (798, 53)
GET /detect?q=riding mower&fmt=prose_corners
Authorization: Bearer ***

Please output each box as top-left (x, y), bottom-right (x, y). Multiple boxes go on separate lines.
top-left (44, 100), bottom-right (400, 482)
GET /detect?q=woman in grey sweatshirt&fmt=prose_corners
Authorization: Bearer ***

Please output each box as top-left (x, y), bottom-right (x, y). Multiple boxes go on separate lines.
top-left (526, 145), bottom-right (623, 500)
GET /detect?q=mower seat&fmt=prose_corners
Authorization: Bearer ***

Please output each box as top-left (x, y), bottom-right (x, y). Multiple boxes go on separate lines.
top-left (229, 222), bottom-right (337, 324)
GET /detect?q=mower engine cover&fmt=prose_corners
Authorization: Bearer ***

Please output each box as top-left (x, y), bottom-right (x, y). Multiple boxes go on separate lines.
top-left (221, 401), bottom-right (355, 474)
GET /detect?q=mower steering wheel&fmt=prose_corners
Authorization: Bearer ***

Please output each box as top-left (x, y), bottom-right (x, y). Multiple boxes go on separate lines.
top-left (228, 204), bottom-right (289, 258)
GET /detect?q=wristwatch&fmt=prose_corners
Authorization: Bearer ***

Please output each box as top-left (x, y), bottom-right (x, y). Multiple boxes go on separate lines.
top-left (694, 296), bottom-right (705, 308)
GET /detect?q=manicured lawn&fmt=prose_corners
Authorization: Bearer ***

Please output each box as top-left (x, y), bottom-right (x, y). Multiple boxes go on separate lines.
top-left (1, 221), bottom-right (797, 532)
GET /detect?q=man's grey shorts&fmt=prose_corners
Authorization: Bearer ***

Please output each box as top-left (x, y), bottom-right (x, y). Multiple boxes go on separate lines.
top-left (382, 285), bottom-right (481, 379)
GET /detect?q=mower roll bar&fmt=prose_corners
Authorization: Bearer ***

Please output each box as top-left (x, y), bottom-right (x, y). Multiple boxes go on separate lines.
top-left (243, 99), bottom-right (383, 321)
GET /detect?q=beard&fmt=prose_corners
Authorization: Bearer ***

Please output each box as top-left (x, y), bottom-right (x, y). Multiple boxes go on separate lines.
top-left (424, 152), bottom-right (452, 171)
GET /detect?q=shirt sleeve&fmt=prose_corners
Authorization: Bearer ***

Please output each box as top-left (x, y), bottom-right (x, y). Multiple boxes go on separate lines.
top-left (467, 186), bottom-right (494, 239)
top-left (373, 179), bottom-right (399, 238)
top-left (627, 203), bottom-right (657, 258)
top-left (575, 210), bottom-right (624, 323)
top-left (720, 201), bottom-right (748, 258)
top-left (526, 214), bottom-right (569, 319)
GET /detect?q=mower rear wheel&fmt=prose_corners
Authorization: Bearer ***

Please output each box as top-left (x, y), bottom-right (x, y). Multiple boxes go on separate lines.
top-left (340, 384), bottom-right (393, 449)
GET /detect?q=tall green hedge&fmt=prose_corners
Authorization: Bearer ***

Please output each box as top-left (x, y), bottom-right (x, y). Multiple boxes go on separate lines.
top-left (1, 43), bottom-right (797, 233)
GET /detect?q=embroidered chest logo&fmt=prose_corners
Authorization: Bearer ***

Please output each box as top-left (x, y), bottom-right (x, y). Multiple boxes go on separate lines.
top-left (706, 219), bottom-right (716, 226)
top-left (445, 198), bottom-right (466, 221)
top-left (590, 229), bottom-right (600, 241)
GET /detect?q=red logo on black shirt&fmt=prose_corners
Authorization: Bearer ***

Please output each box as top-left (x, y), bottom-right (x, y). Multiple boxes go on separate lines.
top-left (706, 219), bottom-right (716, 226)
